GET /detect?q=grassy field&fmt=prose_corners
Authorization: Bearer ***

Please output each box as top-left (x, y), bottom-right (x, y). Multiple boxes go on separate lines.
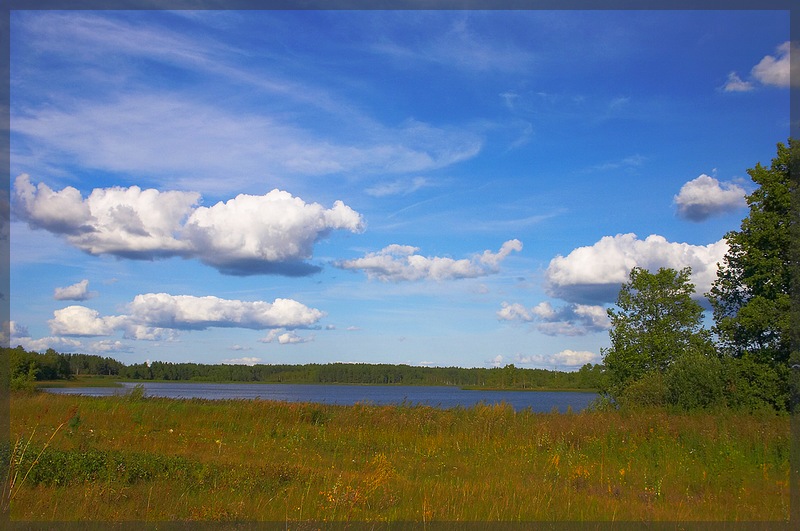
top-left (4, 390), bottom-right (790, 523)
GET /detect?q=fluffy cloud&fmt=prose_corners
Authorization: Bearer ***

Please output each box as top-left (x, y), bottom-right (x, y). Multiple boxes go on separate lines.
top-left (8, 321), bottom-right (84, 353)
top-left (125, 294), bottom-right (325, 330)
top-left (723, 41), bottom-right (795, 92)
top-left (222, 357), bottom-right (262, 365)
top-left (545, 233), bottom-right (727, 304)
top-left (338, 239), bottom-right (522, 281)
top-left (47, 293), bottom-right (325, 338)
top-left (515, 350), bottom-right (599, 368)
top-left (674, 174), bottom-right (746, 221)
top-left (13, 175), bottom-right (363, 276)
top-left (49, 306), bottom-right (126, 337)
top-left (184, 189), bottom-right (363, 276)
top-left (90, 340), bottom-right (132, 353)
top-left (54, 279), bottom-right (97, 301)
top-left (497, 301), bottom-right (610, 336)
top-left (751, 41), bottom-right (793, 88)
top-left (259, 329), bottom-right (314, 344)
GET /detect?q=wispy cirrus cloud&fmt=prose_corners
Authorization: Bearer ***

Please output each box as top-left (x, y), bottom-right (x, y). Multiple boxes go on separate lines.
top-left (370, 15), bottom-right (536, 73)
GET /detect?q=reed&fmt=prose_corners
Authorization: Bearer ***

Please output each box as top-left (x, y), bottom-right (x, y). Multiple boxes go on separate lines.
top-left (7, 391), bottom-right (790, 522)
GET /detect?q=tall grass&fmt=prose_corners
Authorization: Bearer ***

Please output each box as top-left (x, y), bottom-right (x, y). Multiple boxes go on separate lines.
top-left (7, 392), bottom-right (790, 522)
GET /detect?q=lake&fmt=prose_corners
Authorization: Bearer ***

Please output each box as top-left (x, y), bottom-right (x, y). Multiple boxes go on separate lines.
top-left (44, 382), bottom-right (598, 412)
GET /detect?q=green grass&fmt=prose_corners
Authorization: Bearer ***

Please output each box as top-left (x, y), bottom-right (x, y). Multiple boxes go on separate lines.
top-left (35, 375), bottom-right (124, 388)
top-left (5, 391), bottom-right (790, 522)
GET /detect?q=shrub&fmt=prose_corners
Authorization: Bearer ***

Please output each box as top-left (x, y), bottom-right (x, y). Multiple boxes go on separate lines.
top-left (618, 371), bottom-right (668, 409)
top-left (665, 351), bottom-right (724, 411)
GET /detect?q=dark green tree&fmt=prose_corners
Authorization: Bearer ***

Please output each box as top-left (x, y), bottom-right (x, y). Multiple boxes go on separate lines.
top-left (708, 140), bottom-right (794, 365)
top-left (707, 139), bottom-right (797, 411)
top-left (602, 267), bottom-right (715, 404)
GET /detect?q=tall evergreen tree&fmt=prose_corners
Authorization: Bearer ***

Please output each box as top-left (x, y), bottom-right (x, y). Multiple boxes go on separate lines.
top-left (708, 140), bottom-right (795, 368)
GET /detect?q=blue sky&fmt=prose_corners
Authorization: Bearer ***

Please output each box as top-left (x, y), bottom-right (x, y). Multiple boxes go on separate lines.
top-left (8, 9), bottom-right (791, 369)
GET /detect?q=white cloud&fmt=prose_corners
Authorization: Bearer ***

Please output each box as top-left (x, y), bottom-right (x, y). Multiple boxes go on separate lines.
top-left (184, 189), bottom-right (364, 276)
top-left (545, 233), bottom-right (727, 304)
top-left (49, 306), bottom-right (126, 337)
top-left (46, 294), bottom-right (325, 338)
top-left (497, 301), bottom-right (610, 336)
top-left (13, 175), bottom-right (363, 276)
top-left (90, 340), bottom-right (132, 353)
top-left (722, 72), bottom-right (754, 92)
top-left (54, 279), bottom-right (97, 301)
top-left (496, 302), bottom-right (532, 322)
top-left (222, 357), bottom-right (262, 365)
top-left (674, 174), bottom-right (746, 221)
top-left (488, 354), bottom-right (504, 368)
top-left (751, 41), bottom-right (792, 88)
top-left (125, 294), bottom-right (325, 330)
top-left (551, 350), bottom-right (598, 366)
top-left (515, 350), bottom-right (599, 368)
top-left (9, 321), bottom-right (84, 352)
top-left (12, 93), bottom-right (482, 191)
top-left (259, 329), bottom-right (314, 345)
top-left (338, 239), bottom-right (522, 282)
top-left (724, 42), bottom-right (796, 92)
top-left (365, 177), bottom-right (430, 197)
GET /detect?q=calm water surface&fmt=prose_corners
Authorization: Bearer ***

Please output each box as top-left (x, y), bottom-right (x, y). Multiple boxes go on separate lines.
top-left (45, 382), bottom-right (597, 412)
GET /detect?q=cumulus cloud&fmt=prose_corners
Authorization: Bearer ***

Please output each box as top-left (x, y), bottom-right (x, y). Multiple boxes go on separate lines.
top-left (488, 354), bottom-right (504, 368)
top-left (90, 340), bottom-right (132, 353)
top-left (751, 41), bottom-right (793, 87)
top-left (46, 293), bottom-right (325, 338)
top-left (545, 233), bottom-right (727, 304)
top-left (497, 301), bottom-right (610, 336)
top-left (184, 189), bottom-right (364, 276)
top-left (13, 175), bottom-right (364, 276)
top-left (222, 357), bottom-right (262, 365)
top-left (722, 72), bottom-right (753, 92)
top-left (338, 239), bottom-right (522, 282)
top-left (259, 329), bottom-right (314, 344)
top-left (49, 306), bottom-right (126, 337)
top-left (8, 321), bottom-right (83, 352)
top-left (674, 174), bottom-right (746, 221)
top-left (125, 294), bottom-right (325, 331)
top-left (54, 279), bottom-right (97, 301)
top-left (723, 42), bottom-right (795, 92)
top-left (515, 350), bottom-right (599, 368)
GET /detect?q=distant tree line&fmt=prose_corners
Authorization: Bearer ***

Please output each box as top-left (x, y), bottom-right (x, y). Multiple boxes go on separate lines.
top-left (5, 345), bottom-right (603, 391)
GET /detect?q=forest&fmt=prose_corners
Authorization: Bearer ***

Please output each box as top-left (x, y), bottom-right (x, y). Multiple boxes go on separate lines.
top-left (5, 345), bottom-right (603, 391)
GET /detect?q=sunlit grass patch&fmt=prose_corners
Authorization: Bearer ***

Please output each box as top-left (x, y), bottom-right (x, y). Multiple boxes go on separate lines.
top-left (8, 391), bottom-right (790, 522)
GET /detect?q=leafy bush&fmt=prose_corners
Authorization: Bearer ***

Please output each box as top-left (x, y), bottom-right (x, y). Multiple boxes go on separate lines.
top-left (618, 371), bottom-right (668, 409)
top-left (665, 351), bottom-right (724, 411)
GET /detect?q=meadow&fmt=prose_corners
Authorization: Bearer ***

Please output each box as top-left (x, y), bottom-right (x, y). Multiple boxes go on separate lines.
top-left (4, 389), bottom-right (790, 523)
